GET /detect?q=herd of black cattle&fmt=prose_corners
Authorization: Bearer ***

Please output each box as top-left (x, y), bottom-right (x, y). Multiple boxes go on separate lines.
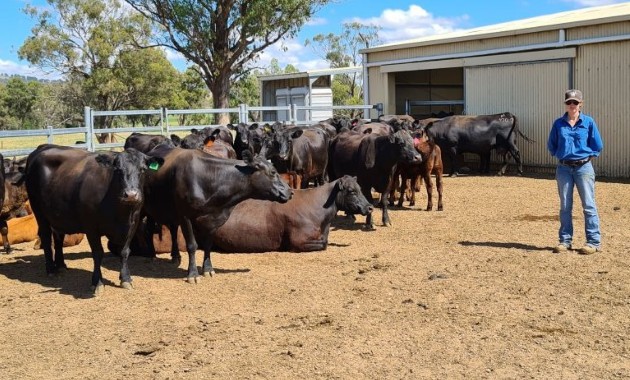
top-left (0, 112), bottom-right (532, 294)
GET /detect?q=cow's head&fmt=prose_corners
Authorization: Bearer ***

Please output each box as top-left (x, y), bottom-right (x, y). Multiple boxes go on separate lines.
top-left (237, 150), bottom-right (292, 203)
top-left (333, 175), bottom-right (373, 216)
top-left (95, 148), bottom-right (164, 205)
top-left (392, 130), bottom-right (422, 164)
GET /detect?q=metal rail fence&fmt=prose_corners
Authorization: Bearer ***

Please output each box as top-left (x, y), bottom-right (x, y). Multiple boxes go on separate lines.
top-left (0, 103), bottom-right (383, 157)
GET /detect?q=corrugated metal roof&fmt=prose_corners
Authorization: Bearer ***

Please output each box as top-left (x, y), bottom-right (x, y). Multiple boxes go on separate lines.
top-left (258, 66), bottom-right (362, 82)
top-left (363, 2), bottom-right (630, 53)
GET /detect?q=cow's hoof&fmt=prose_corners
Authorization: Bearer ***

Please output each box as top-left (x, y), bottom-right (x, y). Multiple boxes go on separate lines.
top-left (121, 281), bottom-right (134, 290)
top-left (437, 207), bottom-right (444, 211)
top-left (383, 221), bottom-right (392, 227)
top-left (171, 257), bottom-right (182, 266)
top-left (203, 270), bottom-right (215, 277)
top-left (92, 284), bottom-right (105, 296)
top-left (194, 276), bottom-right (202, 284)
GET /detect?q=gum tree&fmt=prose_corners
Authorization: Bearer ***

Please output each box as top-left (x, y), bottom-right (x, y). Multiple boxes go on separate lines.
top-left (124, 0), bottom-right (331, 123)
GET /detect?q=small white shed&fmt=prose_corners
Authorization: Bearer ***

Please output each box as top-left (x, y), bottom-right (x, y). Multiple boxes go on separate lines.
top-left (259, 67), bottom-right (360, 123)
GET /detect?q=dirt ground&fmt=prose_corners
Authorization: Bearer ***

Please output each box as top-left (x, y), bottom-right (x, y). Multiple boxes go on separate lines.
top-left (1, 174), bottom-right (629, 379)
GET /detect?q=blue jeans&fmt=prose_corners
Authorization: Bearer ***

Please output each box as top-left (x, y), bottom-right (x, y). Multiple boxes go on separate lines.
top-left (556, 162), bottom-right (601, 248)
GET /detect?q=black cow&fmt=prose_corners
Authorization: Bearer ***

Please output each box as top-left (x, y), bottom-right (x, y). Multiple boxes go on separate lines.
top-left (1, 158), bottom-right (30, 254)
top-left (172, 126), bottom-right (234, 149)
top-left (260, 126), bottom-right (330, 189)
top-left (211, 175), bottom-right (373, 252)
top-left (143, 146), bottom-right (292, 283)
top-left (0, 153), bottom-right (5, 253)
top-left (124, 132), bottom-right (175, 153)
top-left (329, 129), bottom-right (421, 228)
top-left (422, 112), bottom-right (534, 176)
top-left (22, 144), bottom-right (163, 295)
top-left (228, 122), bottom-right (265, 159)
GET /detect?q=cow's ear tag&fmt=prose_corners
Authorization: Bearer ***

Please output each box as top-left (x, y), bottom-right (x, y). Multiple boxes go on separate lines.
top-left (149, 162), bottom-right (160, 171)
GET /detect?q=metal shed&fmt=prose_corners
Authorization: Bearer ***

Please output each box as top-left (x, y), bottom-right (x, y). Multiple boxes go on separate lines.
top-left (361, 3), bottom-right (630, 177)
top-left (258, 66), bottom-right (362, 123)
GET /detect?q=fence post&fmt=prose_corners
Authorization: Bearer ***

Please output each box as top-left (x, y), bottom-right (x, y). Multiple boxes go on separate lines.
top-left (239, 104), bottom-right (248, 124)
top-left (375, 103), bottom-right (384, 118)
top-left (291, 104), bottom-right (297, 124)
top-left (47, 126), bottom-right (54, 144)
top-left (84, 106), bottom-right (93, 152)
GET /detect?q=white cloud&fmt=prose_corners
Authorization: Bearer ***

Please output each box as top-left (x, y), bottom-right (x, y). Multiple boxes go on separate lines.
top-left (345, 5), bottom-right (469, 44)
top-left (305, 17), bottom-right (327, 27)
top-left (254, 39), bottom-right (329, 72)
top-left (0, 59), bottom-right (61, 80)
top-left (562, 0), bottom-right (626, 6)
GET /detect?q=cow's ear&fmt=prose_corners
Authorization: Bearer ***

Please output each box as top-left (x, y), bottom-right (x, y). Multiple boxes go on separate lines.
top-left (147, 157), bottom-right (164, 171)
top-left (226, 123), bottom-right (235, 130)
top-left (203, 135), bottom-right (216, 146)
top-left (241, 149), bottom-right (254, 164)
top-left (249, 123), bottom-right (259, 130)
top-left (365, 138), bottom-right (377, 169)
top-left (170, 134), bottom-right (181, 146)
top-left (291, 129), bottom-right (304, 139)
top-left (363, 128), bottom-right (372, 135)
top-left (95, 154), bottom-right (114, 167)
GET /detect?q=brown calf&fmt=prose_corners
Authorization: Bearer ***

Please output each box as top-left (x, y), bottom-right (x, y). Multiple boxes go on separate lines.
top-left (391, 130), bottom-right (444, 211)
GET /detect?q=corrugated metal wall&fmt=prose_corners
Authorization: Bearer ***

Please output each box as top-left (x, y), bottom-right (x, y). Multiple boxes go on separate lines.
top-left (367, 31), bottom-right (558, 64)
top-left (575, 41), bottom-right (630, 177)
top-left (465, 60), bottom-right (570, 173)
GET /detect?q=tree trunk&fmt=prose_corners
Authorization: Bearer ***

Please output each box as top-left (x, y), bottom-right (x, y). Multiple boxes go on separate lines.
top-left (211, 74), bottom-right (232, 125)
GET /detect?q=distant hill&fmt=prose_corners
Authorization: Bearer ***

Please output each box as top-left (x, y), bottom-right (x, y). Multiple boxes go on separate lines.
top-left (0, 73), bottom-right (61, 84)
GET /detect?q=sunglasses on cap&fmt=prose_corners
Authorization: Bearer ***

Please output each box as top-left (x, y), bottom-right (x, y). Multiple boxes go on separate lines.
top-left (565, 100), bottom-right (580, 105)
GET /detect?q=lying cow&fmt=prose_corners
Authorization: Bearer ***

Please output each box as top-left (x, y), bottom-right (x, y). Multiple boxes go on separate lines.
top-left (211, 175), bottom-right (373, 252)
top-left (143, 146), bottom-right (292, 283)
top-left (1, 159), bottom-right (30, 254)
top-left (5, 210), bottom-right (84, 248)
top-left (423, 112), bottom-right (534, 176)
top-left (22, 144), bottom-right (163, 294)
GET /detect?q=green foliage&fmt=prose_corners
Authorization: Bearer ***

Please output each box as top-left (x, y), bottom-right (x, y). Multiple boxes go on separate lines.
top-left (0, 78), bottom-right (42, 129)
top-left (19, 0), bottom-right (181, 130)
top-left (305, 22), bottom-right (381, 115)
top-left (125, 0), bottom-right (331, 122)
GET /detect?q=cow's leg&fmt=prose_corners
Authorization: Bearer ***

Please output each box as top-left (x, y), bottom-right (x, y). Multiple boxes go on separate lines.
top-left (409, 174), bottom-right (421, 207)
top-left (423, 172), bottom-right (434, 211)
top-left (37, 223), bottom-right (56, 275)
top-left (435, 168), bottom-right (444, 211)
top-left (448, 148), bottom-right (459, 177)
top-left (201, 244), bottom-right (215, 277)
top-left (511, 148), bottom-right (523, 175)
top-left (396, 173), bottom-right (408, 208)
top-left (168, 223), bottom-right (181, 265)
top-left (86, 234), bottom-right (105, 295)
top-left (180, 218), bottom-right (200, 283)
top-left (0, 220), bottom-right (10, 254)
top-left (52, 231), bottom-right (67, 271)
top-left (381, 172), bottom-right (397, 226)
top-left (361, 186), bottom-right (375, 230)
top-left (380, 192), bottom-right (392, 227)
top-left (480, 152), bottom-right (491, 174)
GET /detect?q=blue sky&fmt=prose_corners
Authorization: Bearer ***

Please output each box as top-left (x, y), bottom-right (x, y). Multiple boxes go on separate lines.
top-left (0, 0), bottom-right (626, 79)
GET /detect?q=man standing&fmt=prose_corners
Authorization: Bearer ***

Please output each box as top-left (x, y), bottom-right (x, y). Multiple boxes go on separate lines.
top-left (547, 89), bottom-right (604, 255)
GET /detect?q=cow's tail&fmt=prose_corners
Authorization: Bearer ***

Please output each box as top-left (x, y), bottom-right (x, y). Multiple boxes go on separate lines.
top-left (509, 114), bottom-right (536, 144)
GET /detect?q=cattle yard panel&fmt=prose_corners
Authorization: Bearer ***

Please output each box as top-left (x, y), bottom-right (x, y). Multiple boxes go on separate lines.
top-left (0, 102), bottom-right (383, 158)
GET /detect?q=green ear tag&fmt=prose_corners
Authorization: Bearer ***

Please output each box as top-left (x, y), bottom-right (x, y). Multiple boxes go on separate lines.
top-left (149, 162), bottom-right (160, 171)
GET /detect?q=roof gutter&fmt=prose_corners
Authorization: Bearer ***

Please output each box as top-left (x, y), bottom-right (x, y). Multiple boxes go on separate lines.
top-left (366, 30), bottom-right (630, 68)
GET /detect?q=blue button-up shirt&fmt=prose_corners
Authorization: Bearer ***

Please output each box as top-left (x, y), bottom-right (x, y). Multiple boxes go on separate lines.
top-left (547, 112), bottom-right (603, 161)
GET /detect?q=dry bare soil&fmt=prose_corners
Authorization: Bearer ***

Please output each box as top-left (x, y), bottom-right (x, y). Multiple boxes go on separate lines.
top-left (1, 174), bottom-right (629, 379)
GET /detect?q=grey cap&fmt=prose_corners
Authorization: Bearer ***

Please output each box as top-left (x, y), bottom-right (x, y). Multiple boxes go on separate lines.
top-left (564, 89), bottom-right (583, 103)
